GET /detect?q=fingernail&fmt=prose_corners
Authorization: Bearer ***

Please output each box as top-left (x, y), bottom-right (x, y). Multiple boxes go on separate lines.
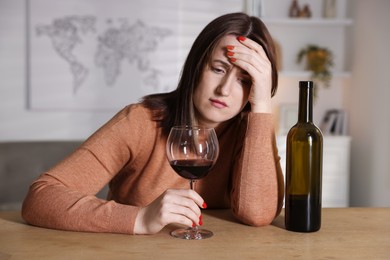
top-left (192, 222), bottom-right (196, 228)
top-left (226, 45), bottom-right (234, 50)
top-left (199, 215), bottom-right (203, 226)
top-left (227, 51), bottom-right (234, 57)
top-left (238, 36), bottom-right (246, 41)
top-left (229, 58), bottom-right (237, 63)
top-left (202, 202), bottom-right (207, 209)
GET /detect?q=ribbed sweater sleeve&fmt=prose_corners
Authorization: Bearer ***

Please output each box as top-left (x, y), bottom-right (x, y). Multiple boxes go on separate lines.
top-left (22, 105), bottom-right (147, 234)
top-left (231, 112), bottom-right (284, 226)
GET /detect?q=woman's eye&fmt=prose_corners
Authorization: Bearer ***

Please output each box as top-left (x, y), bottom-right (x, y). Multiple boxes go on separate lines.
top-left (238, 78), bottom-right (252, 87)
top-left (212, 67), bottom-right (225, 74)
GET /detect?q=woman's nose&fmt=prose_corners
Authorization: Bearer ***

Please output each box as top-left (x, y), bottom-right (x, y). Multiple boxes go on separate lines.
top-left (216, 75), bottom-right (234, 96)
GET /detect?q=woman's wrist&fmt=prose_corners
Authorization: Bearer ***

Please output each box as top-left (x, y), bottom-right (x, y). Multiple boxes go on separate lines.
top-left (134, 207), bottom-right (147, 235)
top-left (250, 101), bottom-right (272, 114)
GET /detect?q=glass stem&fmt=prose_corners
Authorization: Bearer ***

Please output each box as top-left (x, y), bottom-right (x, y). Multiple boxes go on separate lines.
top-left (189, 179), bottom-right (200, 238)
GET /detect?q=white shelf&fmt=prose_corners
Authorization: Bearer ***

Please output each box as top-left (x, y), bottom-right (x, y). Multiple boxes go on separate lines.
top-left (262, 18), bottom-right (353, 26)
top-left (279, 70), bottom-right (351, 78)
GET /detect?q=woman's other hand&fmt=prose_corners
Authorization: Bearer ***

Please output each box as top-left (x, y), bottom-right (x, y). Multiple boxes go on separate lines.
top-left (134, 189), bottom-right (205, 235)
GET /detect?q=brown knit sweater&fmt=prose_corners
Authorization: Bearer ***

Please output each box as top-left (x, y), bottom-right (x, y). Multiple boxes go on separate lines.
top-left (22, 104), bottom-right (284, 234)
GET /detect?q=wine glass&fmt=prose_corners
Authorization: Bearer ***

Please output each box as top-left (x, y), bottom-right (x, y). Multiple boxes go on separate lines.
top-left (166, 125), bottom-right (219, 240)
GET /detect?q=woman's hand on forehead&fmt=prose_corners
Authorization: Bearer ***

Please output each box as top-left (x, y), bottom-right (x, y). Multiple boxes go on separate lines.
top-left (225, 36), bottom-right (273, 113)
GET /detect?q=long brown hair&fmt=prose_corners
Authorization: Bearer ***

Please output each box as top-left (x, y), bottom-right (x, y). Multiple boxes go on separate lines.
top-left (142, 12), bottom-right (278, 135)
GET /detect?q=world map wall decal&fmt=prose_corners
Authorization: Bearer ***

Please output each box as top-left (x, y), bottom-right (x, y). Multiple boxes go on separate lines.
top-left (35, 15), bottom-right (96, 94)
top-left (28, 0), bottom-right (179, 111)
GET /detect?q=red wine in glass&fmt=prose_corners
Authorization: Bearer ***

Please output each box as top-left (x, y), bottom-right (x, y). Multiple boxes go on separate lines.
top-left (170, 159), bottom-right (214, 180)
top-left (166, 126), bottom-right (219, 240)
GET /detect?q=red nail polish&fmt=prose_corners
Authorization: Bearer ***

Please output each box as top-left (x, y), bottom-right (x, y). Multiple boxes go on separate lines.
top-left (199, 220), bottom-right (203, 226)
top-left (192, 222), bottom-right (196, 228)
top-left (226, 45), bottom-right (234, 50)
top-left (227, 51), bottom-right (234, 57)
top-left (229, 58), bottom-right (237, 63)
top-left (202, 202), bottom-right (207, 209)
top-left (238, 36), bottom-right (246, 41)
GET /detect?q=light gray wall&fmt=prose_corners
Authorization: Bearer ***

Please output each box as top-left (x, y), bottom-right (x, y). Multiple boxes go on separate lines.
top-left (346, 0), bottom-right (390, 206)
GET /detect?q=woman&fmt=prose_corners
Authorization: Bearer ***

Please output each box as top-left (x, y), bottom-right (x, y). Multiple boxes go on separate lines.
top-left (22, 12), bottom-right (284, 235)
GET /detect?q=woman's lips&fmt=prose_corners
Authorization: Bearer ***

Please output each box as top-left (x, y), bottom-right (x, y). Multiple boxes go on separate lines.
top-left (210, 98), bottom-right (227, 108)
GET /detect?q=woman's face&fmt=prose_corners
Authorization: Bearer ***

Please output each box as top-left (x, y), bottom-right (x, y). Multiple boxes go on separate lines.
top-left (193, 35), bottom-right (251, 128)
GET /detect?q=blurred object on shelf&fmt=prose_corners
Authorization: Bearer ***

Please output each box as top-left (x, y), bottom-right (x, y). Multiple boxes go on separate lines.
top-left (289, 0), bottom-right (300, 17)
top-left (320, 109), bottom-right (348, 135)
top-left (323, 0), bottom-right (337, 18)
top-left (300, 4), bottom-right (312, 18)
top-left (289, 0), bottom-right (311, 18)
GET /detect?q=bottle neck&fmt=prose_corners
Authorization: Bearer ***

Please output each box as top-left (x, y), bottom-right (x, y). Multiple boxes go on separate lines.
top-left (298, 81), bottom-right (313, 123)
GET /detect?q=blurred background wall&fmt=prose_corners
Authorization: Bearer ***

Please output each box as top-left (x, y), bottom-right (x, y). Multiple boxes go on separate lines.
top-left (0, 0), bottom-right (389, 206)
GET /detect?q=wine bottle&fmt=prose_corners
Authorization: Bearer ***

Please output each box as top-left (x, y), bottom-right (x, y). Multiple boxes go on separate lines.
top-left (285, 81), bottom-right (323, 232)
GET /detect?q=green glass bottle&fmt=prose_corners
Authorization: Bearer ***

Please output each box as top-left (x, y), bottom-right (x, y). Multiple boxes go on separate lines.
top-left (285, 81), bottom-right (323, 232)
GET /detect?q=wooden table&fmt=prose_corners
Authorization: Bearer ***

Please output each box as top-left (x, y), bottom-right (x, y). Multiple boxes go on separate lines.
top-left (0, 208), bottom-right (389, 259)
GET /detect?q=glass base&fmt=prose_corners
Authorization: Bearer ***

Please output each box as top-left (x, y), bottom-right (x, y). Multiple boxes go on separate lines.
top-left (170, 227), bottom-right (213, 240)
